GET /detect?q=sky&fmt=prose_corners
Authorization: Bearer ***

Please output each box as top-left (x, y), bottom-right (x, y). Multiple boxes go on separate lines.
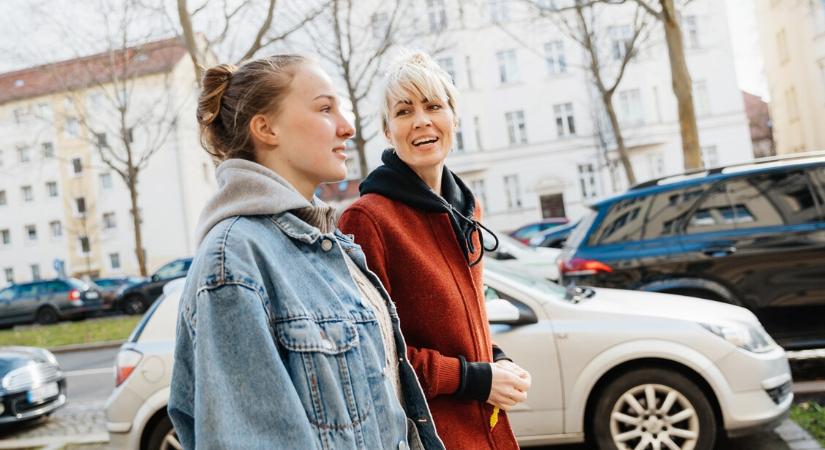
top-left (0, 0), bottom-right (771, 101)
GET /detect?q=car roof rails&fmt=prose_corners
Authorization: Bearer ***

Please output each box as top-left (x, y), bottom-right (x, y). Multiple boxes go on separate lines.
top-left (630, 150), bottom-right (825, 191)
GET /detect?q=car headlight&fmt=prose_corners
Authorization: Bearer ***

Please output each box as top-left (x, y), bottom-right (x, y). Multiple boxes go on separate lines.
top-left (700, 321), bottom-right (776, 353)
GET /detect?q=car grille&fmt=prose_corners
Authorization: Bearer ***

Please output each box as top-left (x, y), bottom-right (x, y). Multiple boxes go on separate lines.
top-left (766, 380), bottom-right (792, 405)
top-left (2, 363), bottom-right (61, 392)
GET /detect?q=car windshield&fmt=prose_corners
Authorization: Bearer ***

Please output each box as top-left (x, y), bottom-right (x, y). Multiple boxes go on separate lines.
top-left (486, 261), bottom-right (567, 299)
top-left (67, 278), bottom-right (90, 290)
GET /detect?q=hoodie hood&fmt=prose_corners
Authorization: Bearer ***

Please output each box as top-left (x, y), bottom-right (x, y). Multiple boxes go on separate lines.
top-left (195, 159), bottom-right (319, 245)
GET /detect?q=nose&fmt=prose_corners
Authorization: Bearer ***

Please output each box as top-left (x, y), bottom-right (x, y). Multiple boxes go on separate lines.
top-left (338, 115), bottom-right (355, 139)
top-left (412, 108), bottom-right (432, 129)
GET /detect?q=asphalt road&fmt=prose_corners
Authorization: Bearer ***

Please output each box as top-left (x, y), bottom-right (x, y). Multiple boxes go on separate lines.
top-left (55, 346), bottom-right (120, 403)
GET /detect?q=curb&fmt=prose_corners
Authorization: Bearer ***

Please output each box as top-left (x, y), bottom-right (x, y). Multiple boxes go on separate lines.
top-left (0, 432), bottom-right (108, 449)
top-left (48, 340), bottom-right (125, 354)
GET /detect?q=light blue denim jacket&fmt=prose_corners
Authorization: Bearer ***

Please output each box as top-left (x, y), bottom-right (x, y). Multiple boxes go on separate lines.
top-left (168, 159), bottom-right (444, 450)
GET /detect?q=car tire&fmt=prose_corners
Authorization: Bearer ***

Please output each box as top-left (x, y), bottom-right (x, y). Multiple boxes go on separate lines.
top-left (122, 295), bottom-right (147, 315)
top-left (145, 414), bottom-right (181, 450)
top-left (591, 367), bottom-right (717, 450)
top-left (35, 306), bottom-right (59, 325)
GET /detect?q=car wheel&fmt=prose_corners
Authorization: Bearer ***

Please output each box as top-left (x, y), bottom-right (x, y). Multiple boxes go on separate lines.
top-left (592, 367), bottom-right (716, 450)
top-left (145, 414), bottom-right (181, 450)
top-left (35, 307), bottom-right (59, 325)
top-left (122, 295), bottom-right (147, 315)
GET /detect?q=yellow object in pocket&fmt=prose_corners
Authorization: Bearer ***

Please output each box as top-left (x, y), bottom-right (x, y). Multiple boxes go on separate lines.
top-left (490, 406), bottom-right (500, 430)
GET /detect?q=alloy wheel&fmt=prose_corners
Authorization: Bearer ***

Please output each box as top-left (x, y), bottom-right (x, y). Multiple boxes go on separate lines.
top-left (609, 383), bottom-right (699, 450)
top-left (160, 429), bottom-right (182, 450)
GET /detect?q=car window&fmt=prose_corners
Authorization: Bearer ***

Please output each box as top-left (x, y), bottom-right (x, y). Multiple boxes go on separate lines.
top-left (67, 278), bottom-right (89, 290)
top-left (808, 167), bottom-right (825, 217)
top-left (15, 284), bottom-right (40, 298)
top-left (752, 170), bottom-right (820, 225)
top-left (642, 186), bottom-right (707, 240)
top-left (94, 279), bottom-right (114, 288)
top-left (589, 196), bottom-right (648, 245)
top-left (45, 281), bottom-right (69, 293)
top-left (155, 260), bottom-right (186, 279)
top-left (0, 286), bottom-right (17, 301)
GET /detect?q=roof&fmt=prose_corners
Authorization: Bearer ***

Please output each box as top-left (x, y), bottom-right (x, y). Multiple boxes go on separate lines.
top-left (0, 37), bottom-right (188, 106)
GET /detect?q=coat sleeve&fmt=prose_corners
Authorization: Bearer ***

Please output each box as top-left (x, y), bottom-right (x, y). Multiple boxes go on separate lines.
top-left (339, 207), bottom-right (462, 399)
top-left (168, 283), bottom-right (318, 449)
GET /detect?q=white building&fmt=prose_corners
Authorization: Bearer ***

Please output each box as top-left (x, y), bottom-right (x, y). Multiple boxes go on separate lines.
top-left (356, 0), bottom-right (753, 230)
top-left (0, 38), bottom-right (216, 284)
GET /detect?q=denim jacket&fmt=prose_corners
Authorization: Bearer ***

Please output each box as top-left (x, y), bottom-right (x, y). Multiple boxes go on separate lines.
top-left (168, 160), bottom-right (444, 450)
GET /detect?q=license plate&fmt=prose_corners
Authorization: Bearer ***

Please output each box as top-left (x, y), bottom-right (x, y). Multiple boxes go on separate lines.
top-left (27, 382), bottom-right (59, 404)
top-left (86, 292), bottom-right (99, 299)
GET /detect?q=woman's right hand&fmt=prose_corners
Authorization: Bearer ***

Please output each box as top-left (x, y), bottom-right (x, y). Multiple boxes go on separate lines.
top-left (487, 362), bottom-right (530, 411)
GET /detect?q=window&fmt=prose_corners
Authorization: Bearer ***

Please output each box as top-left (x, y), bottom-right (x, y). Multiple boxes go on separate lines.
top-left (21, 185), bottom-right (33, 203)
top-left (496, 50), bottom-right (519, 83)
top-left (505, 111), bottom-right (527, 144)
top-left (473, 116), bottom-right (483, 150)
top-left (701, 146), bottom-right (719, 168)
top-left (72, 157), bottom-right (83, 175)
top-left (786, 87), bottom-right (799, 122)
top-left (65, 117), bottom-right (80, 138)
top-left (578, 163), bottom-right (598, 199)
top-left (470, 179), bottom-right (488, 208)
top-left (31, 264), bottom-right (40, 281)
top-left (693, 80), bottom-right (710, 116)
top-left (370, 12), bottom-right (389, 38)
top-left (17, 146), bottom-right (31, 163)
top-left (682, 15), bottom-right (700, 49)
top-left (13, 107), bottom-right (31, 125)
top-left (648, 153), bottom-right (665, 178)
top-left (544, 40), bottom-right (567, 75)
top-left (488, 0), bottom-right (510, 23)
top-left (46, 181), bottom-right (58, 198)
top-left (437, 57), bottom-right (456, 84)
top-left (126, 127), bottom-right (135, 143)
top-left (42, 142), bottom-right (54, 158)
top-left (37, 103), bottom-right (52, 120)
top-left (554, 103), bottom-right (576, 136)
top-left (95, 132), bottom-right (108, 148)
top-left (87, 92), bottom-right (104, 112)
top-left (78, 236), bottom-right (91, 254)
top-left (642, 186), bottom-right (708, 240)
top-left (25, 225), bottom-right (37, 242)
top-left (503, 174), bottom-right (522, 209)
top-left (0, 190), bottom-right (5, 206)
top-left (589, 196), bottom-right (648, 244)
top-left (75, 197), bottom-right (86, 215)
top-left (103, 212), bottom-right (116, 230)
top-left (752, 170), bottom-right (820, 225)
top-left (100, 172), bottom-right (113, 190)
top-left (155, 260), bottom-right (188, 279)
top-left (465, 55), bottom-right (474, 89)
top-left (4, 268), bottom-right (13, 284)
top-left (427, 0), bottom-right (447, 32)
top-left (110, 253), bottom-right (121, 270)
top-left (50, 220), bottom-right (62, 238)
top-left (609, 25), bottom-right (633, 61)
top-left (777, 29), bottom-right (789, 64)
top-left (1, 229), bottom-right (9, 245)
top-left (455, 121), bottom-right (465, 152)
top-left (618, 89), bottom-right (644, 125)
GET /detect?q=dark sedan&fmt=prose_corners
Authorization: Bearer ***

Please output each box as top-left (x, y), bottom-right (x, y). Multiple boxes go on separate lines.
top-left (93, 277), bottom-right (146, 311)
top-left (115, 258), bottom-right (192, 315)
top-left (0, 346), bottom-right (66, 426)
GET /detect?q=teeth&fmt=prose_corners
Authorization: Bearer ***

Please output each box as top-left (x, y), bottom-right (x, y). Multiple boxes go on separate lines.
top-left (413, 137), bottom-right (438, 146)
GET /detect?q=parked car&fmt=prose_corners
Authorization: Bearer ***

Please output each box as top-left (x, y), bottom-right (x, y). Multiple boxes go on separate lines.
top-left (487, 233), bottom-right (561, 280)
top-left (0, 278), bottom-right (104, 327)
top-left (528, 220), bottom-right (579, 248)
top-left (0, 346), bottom-right (66, 427)
top-left (508, 217), bottom-right (569, 244)
top-left (106, 264), bottom-right (792, 450)
top-left (558, 153), bottom-right (825, 350)
top-left (115, 258), bottom-right (192, 315)
top-left (93, 277), bottom-right (146, 311)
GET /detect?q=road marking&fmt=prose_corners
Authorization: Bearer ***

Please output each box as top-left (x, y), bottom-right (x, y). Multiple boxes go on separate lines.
top-left (786, 349), bottom-right (825, 360)
top-left (64, 367), bottom-right (111, 377)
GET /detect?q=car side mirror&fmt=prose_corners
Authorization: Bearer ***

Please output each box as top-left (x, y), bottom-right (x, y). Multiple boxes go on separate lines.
top-left (487, 299), bottom-right (537, 326)
top-left (492, 251), bottom-right (516, 261)
top-left (151, 274), bottom-right (160, 282)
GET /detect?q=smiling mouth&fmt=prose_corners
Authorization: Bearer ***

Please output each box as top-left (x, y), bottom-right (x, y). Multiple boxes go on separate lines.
top-left (412, 137), bottom-right (439, 147)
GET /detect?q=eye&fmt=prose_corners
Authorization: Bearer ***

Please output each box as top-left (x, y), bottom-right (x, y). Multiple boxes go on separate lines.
top-left (394, 108), bottom-right (410, 117)
top-left (428, 103), bottom-right (442, 111)
top-left (321, 105), bottom-right (332, 113)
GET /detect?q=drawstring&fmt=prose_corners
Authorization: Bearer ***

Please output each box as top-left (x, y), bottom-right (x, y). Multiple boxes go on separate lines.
top-left (443, 200), bottom-right (499, 267)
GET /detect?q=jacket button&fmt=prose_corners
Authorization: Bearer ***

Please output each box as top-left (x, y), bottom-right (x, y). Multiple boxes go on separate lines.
top-left (398, 441), bottom-right (408, 450)
top-left (321, 239), bottom-right (333, 251)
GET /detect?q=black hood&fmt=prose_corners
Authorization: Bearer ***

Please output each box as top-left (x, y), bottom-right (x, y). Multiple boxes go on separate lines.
top-left (0, 346), bottom-right (54, 376)
top-left (359, 149), bottom-right (498, 265)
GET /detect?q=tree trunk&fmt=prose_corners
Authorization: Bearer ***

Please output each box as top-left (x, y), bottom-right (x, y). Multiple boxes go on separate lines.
top-left (603, 93), bottom-right (637, 186)
top-left (127, 168), bottom-right (147, 276)
top-left (660, 0), bottom-right (702, 170)
top-left (350, 90), bottom-right (369, 178)
top-left (176, 0), bottom-right (203, 84)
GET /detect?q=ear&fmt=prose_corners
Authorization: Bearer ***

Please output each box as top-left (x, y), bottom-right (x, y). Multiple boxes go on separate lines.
top-left (249, 114), bottom-right (279, 147)
top-left (384, 125), bottom-right (392, 143)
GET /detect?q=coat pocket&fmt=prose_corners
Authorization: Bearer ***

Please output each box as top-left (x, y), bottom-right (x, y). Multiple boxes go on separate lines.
top-left (274, 317), bottom-right (371, 437)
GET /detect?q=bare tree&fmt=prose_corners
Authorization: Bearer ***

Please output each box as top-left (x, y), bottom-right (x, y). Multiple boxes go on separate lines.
top-left (175, 0), bottom-right (330, 82)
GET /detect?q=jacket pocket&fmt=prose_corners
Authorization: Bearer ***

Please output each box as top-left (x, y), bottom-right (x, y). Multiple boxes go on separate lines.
top-left (274, 317), bottom-right (371, 442)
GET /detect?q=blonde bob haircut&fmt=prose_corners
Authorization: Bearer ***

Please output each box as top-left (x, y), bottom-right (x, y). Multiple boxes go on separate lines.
top-left (380, 50), bottom-right (459, 133)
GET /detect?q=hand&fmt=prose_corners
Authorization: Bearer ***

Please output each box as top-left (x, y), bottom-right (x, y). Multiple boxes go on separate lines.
top-left (487, 361), bottom-right (531, 411)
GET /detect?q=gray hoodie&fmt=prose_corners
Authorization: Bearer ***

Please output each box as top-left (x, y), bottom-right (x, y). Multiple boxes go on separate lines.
top-left (195, 159), bottom-right (332, 245)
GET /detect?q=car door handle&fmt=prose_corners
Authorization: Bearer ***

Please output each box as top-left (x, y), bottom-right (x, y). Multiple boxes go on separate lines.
top-left (703, 246), bottom-right (736, 257)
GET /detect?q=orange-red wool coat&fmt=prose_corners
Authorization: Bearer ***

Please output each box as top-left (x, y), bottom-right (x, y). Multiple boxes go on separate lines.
top-left (339, 193), bottom-right (519, 450)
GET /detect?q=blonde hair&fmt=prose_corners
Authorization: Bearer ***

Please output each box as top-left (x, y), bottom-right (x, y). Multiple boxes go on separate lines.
top-left (380, 50), bottom-right (459, 132)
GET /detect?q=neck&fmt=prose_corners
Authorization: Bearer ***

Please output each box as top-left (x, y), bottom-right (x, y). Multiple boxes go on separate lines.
top-left (256, 153), bottom-right (317, 201)
top-left (412, 163), bottom-right (444, 196)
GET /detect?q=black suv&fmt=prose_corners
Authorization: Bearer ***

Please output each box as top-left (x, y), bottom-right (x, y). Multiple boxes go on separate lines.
top-left (0, 278), bottom-right (104, 327)
top-left (115, 258), bottom-right (192, 314)
top-left (559, 154), bottom-right (825, 350)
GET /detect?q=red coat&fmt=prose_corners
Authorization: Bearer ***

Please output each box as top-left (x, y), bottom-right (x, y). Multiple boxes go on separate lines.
top-left (339, 193), bottom-right (519, 450)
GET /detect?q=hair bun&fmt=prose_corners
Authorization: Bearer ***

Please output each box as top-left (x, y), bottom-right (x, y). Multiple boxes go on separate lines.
top-left (198, 63), bottom-right (238, 126)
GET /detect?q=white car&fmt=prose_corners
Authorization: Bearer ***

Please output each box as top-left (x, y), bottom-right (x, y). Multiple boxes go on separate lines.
top-left (106, 265), bottom-right (792, 450)
top-left (487, 233), bottom-right (561, 281)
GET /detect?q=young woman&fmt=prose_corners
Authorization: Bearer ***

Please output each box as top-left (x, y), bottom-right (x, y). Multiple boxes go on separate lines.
top-left (168, 55), bottom-right (444, 450)
top-left (339, 52), bottom-right (531, 449)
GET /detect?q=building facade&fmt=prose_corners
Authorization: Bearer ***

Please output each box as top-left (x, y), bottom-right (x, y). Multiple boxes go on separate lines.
top-left (355, 0), bottom-right (753, 230)
top-left (755, 0), bottom-right (825, 154)
top-left (0, 38), bottom-right (216, 285)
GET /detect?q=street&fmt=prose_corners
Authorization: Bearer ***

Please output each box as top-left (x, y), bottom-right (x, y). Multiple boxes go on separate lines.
top-left (56, 347), bottom-right (119, 404)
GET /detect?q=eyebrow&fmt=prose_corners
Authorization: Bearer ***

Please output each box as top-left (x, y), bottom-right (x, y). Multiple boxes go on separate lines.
top-left (314, 94), bottom-right (337, 103)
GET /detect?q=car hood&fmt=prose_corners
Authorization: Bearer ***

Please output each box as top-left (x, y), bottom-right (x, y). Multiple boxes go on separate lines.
top-left (579, 287), bottom-right (759, 326)
top-left (0, 347), bottom-right (52, 375)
